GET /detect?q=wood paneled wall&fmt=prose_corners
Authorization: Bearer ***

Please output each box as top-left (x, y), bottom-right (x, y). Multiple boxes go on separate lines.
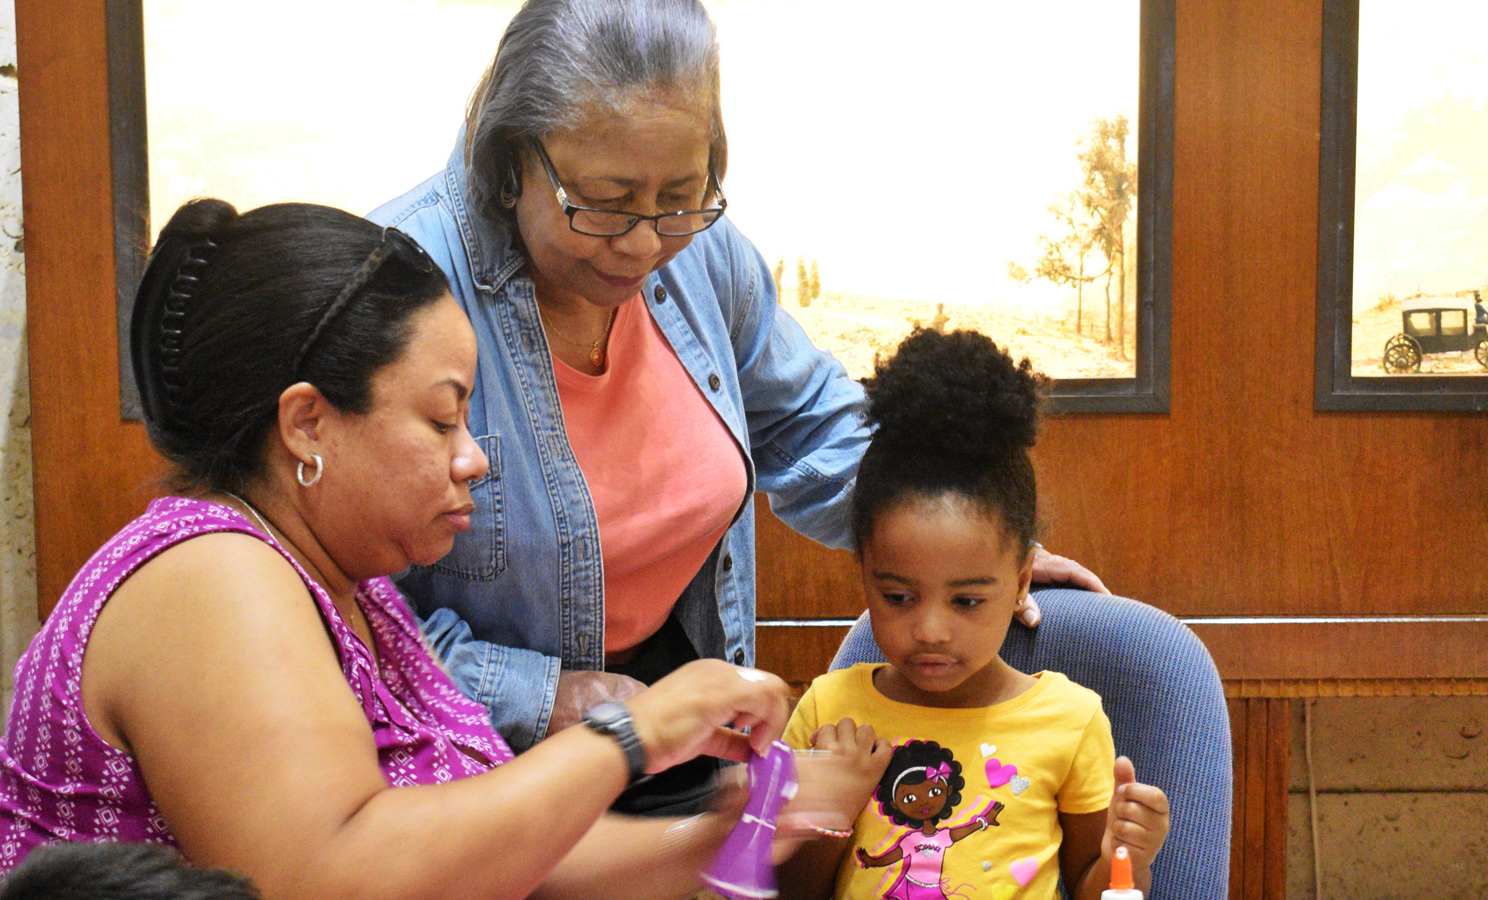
top-left (755, 0), bottom-right (1488, 652)
top-left (21, 0), bottom-right (1488, 624)
top-left (1229, 699), bottom-right (1290, 900)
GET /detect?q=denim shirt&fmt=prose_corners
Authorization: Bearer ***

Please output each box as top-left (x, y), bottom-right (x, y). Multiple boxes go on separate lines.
top-left (369, 131), bottom-right (868, 751)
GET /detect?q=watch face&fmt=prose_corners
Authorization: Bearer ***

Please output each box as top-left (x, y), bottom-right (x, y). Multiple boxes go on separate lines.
top-left (584, 701), bottom-right (646, 783)
top-left (587, 701), bottom-right (629, 729)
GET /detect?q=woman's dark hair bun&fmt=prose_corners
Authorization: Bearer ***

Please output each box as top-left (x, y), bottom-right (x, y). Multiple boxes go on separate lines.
top-left (130, 200), bottom-right (241, 430)
top-left (158, 197), bottom-right (239, 239)
top-left (862, 328), bottom-right (1047, 462)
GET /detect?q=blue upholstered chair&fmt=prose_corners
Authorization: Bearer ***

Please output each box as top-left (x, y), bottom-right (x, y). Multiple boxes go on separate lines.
top-left (828, 588), bottom-right (1232, 900)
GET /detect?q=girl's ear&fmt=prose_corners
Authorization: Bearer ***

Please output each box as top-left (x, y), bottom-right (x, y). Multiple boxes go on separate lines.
top-left (1013, 549), bottom-right (1036, 611)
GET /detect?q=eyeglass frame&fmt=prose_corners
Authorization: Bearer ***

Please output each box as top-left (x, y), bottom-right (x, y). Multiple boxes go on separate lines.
top-left (291, 226), bottom-right (437, 378)
top-left (532, 141), bottom-right (728, 238)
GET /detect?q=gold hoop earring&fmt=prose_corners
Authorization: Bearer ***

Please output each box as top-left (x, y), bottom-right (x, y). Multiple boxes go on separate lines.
top-left (297, 453), bottom-right (324, 487)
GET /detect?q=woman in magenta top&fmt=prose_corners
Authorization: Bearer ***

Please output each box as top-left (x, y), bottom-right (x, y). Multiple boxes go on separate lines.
top-left (0, 199), bottom-right (833, 899)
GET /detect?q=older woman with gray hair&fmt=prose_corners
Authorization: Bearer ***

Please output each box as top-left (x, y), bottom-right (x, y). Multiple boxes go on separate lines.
top-left (371, 0), bottom-right (1105, 814)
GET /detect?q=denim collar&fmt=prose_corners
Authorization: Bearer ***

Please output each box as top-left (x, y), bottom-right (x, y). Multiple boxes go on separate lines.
top-left (443, 125), bottom-right (527, 294)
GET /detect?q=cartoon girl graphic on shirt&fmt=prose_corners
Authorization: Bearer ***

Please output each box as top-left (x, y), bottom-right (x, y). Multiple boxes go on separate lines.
top-left (857, 741), bottom-right (1005, 900)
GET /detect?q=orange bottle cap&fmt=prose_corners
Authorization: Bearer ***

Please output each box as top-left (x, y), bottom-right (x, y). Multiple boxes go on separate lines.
top-left (1110, 846), bottom-right (1135, 891)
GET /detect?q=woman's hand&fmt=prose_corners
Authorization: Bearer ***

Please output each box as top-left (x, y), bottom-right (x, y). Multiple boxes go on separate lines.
top-left (1022, 546), bottom-right (1110, 627)
top-left (626, 660), bottom-right (792, 771)
top-left (550, 670), bottom-right (648, 735)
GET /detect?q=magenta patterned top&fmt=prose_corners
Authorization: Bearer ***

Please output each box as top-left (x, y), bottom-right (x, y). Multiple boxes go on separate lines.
top-left (0, 497), bottom-right (513, 869)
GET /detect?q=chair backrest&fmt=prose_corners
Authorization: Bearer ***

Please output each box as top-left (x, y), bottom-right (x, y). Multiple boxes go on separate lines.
top-left (829, 588), bottom-right (1232, 900)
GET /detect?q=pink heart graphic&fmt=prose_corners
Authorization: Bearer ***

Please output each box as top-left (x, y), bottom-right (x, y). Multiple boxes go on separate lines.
top-left (984, 758), bottom-right (1017, 788)
top-left (1010, 857), bottom-right (1038, 887)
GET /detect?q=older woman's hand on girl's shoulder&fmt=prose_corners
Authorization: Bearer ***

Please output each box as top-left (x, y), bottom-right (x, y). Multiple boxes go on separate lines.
top-left (625, 659), bottom-right (791, 771)
top-left (1103, 756), bottom-right (1169, 873)
top-left (1021, 546), bottom-right (1110, 627)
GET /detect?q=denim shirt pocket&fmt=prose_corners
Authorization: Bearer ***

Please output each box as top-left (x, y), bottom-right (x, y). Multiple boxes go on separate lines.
top-left (427, 433), bottom-right (506, 581)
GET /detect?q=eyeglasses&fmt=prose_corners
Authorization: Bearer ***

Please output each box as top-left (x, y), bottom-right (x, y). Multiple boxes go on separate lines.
top-left (534, 142), bottom-right (727, 237)
top-left (292, 226), bottom-right (437, 377)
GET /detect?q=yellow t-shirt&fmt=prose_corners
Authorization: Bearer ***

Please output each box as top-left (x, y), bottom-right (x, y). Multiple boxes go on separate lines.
top-left (784, 665), bottom-right (1115, 900)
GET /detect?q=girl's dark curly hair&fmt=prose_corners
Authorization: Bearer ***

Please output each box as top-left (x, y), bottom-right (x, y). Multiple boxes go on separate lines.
top-left (873, 740), bottom-right (966, 828)
top-left (852, 328), bottom-right (1048, 554)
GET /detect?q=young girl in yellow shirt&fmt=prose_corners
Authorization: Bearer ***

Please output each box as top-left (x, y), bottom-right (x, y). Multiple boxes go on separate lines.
top-left (782, 329), bottom-right (1169, 900)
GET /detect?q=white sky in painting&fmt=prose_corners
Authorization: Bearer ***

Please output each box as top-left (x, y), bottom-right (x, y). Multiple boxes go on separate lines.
top-left (1353, 1), bottom-right (1488, 311)
top-left (145, 0), bottom-right (1138, 309)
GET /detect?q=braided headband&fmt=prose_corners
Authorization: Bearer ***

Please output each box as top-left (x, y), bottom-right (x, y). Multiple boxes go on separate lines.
top-left (130, 233), bottom-right (218, 426)
top-left (289, 226), bottom-right (435, 379)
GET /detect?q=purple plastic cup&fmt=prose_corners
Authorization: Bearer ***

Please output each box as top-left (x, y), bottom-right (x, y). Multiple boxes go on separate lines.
top-left (700, 740), bottom-right (799, 899)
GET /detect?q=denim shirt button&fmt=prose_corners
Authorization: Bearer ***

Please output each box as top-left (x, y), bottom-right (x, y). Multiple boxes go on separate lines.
top-left (733, 649), bottom-right (745, 665)
top-left (653, 284), bottom-right (668, 303)
top-left (708, 374), bottom-right (721, 391)
top-left (722, 554), bottom-right (733, 571)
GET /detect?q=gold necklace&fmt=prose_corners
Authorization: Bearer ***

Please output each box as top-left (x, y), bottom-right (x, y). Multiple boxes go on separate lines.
top-left (540, 306), bottom-right (617, 368)
top-left (224, 491), bottom-right (275, 539)
top-left (224, 491), bottom-right (375, 660)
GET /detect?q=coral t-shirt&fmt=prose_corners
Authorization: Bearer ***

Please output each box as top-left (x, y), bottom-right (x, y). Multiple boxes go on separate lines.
top-left (551, 295), bottom-right (748, 654)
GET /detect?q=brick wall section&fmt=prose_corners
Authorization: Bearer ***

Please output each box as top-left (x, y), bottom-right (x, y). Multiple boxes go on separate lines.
top-left (1286, 697), bottom-right (1488, 899)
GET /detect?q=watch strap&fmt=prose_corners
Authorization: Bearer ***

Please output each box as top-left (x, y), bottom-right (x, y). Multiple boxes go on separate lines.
top-left (582, 701), bottom-right (648, 786)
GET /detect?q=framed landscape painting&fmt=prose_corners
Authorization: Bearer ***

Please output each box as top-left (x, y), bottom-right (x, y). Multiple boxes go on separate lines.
top-left (115, 0), bottom-right (1172, 414)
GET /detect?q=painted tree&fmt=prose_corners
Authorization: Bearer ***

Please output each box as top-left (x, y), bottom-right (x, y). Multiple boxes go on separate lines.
top-left (772, 256), bottom-right (785, 301)
top-left (1076, 114), bottom-right (1137, 358)
top-left (808, 259), bottom-right (821, 302)
top-left (796, 255), bottom-right (811, 307)
top-left (1010, 115), bottom-right (1136, 351)
top-left (1035, 191), bottom-right (1101, 336)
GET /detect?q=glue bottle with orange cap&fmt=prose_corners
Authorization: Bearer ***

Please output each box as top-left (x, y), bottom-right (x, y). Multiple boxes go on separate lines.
top-left (1102, 846), bottom-right (1143, 900)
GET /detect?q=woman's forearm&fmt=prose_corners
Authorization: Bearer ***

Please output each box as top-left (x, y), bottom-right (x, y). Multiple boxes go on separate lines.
top-left (273, 725), bottom-right (634, 900)
top-left (529, 812), bottom-right (734, 900)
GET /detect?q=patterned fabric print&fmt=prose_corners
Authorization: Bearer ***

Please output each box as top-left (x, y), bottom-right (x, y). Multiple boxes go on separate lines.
top-left (0, 498), bottom-right (512, 870)
top-left (355, 579), bottom-right (513, 784)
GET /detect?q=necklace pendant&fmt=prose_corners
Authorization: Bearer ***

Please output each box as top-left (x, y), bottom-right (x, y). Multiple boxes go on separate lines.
top-left (590, 345), bottom-right (605, 368)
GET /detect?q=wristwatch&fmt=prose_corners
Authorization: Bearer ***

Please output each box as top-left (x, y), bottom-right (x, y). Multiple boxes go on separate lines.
top-left (582, 701), bottom-right (648, 786)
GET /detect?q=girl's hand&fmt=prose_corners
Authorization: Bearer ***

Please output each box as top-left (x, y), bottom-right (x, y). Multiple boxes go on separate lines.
top-left (779, 719), bottom-right (891, 838)
top-left (808, 718), bottom-right (892, 805)
top-left (773, 722), bottom-right (889, 899)
top-left (625, 659), bottom-right (791, 772)
top-left (1102, 756), bottom-right (1169, 871)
